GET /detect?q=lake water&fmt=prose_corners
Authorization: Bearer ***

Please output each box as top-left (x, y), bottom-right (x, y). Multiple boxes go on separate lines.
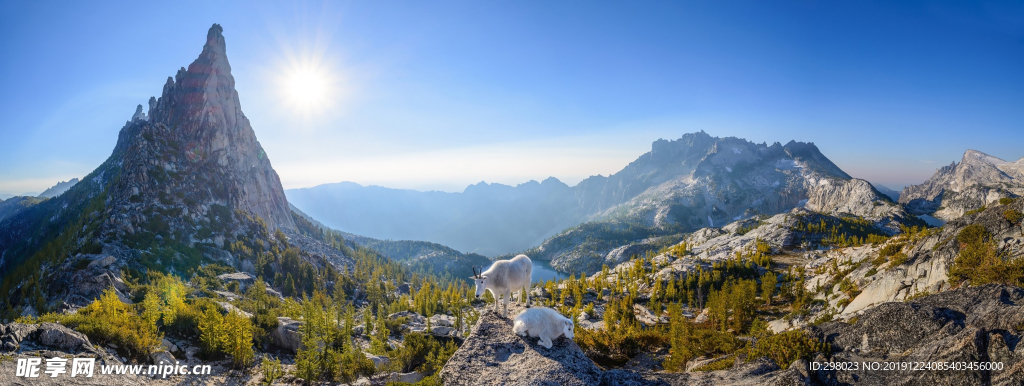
top-left (918, 214), bottom-right (946, 227)
top-left (531, 259), bottom-right (568, 283)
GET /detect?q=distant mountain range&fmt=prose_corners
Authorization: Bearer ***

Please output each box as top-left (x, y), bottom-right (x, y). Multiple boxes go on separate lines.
top-left (290, 131), bottom-right (914, 271)
top-left (0, 179), bottom-right (80, 222)
top-left (287, 178), bottom-right (582, 257)
top-left (872, 184), bottom-right (901, 201)
top-left (37, 178), bottom-right (79, 198)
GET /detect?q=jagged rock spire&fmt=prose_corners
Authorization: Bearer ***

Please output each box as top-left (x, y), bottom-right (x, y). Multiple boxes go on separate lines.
top-left (136, 24), bottom-right (295, 230)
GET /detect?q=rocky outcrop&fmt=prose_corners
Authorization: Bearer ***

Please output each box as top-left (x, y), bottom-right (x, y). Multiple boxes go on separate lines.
top-left (439, 309), bottom-right (664, 386)
top-left (804, 178), bottom-right (910, 232)
top-left (271, 317), bottom-right (303, 352)
top-left (808, 285), bottom-right (1024, 385)
top-left (388, 311), bottom-right (460, 338)
top-left (0, 322), bottom-right (108, 357)
top-left (216, 271), bottom-right (255, 291)
top-left (901, 149), bottom-right (1024, 221)
top-left (842, 198), bottom-right (1024, 314)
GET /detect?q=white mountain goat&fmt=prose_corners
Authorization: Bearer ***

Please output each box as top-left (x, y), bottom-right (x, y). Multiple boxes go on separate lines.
top-left (512, 307), bottom-right (574, 349)
top-left (472, 254), bottom-right (532, 317)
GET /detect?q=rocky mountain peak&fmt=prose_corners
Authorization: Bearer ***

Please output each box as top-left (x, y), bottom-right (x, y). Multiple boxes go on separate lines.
top-left (961, 149), bottom-right (1008, 166)
top-left (129, 23), bottom-right (294, 231)
top-left (901, 148), bottom-right (1024, 219)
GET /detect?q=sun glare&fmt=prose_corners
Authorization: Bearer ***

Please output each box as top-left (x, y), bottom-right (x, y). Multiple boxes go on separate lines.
top-left (280, 65), bottom-right (336, 117)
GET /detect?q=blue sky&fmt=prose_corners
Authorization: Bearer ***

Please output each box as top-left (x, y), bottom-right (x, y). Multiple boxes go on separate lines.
top-left (1, 1), bottom-right (1022, 194)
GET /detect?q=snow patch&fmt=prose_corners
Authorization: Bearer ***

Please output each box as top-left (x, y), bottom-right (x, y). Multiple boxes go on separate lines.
top-left (707, 216), bottom-right (714, 227)
top-left (732, 148), bottom-right (742, 154)
top-left (775, 159), bottom-right (801, 170)
top-left (725, 167), bottom-right (732, 172)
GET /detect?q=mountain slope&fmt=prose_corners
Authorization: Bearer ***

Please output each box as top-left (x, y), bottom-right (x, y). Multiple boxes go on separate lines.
top-left (900, 149), bottom-right (1024, 220)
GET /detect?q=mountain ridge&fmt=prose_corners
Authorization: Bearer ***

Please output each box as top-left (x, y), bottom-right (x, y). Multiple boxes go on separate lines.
top-left (291, 131), bottom-right (908, 266)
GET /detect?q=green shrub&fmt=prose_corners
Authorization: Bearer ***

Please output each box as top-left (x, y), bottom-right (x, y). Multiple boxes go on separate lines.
top-left (878, 243), bottom-right (904, 258)
top-left (1005, 209), bottom-right (1022, 225)
top-left (874, 243), bottom-right (906, 267)
top-left (692, 357), bottom-right (735, 371)
top-left (747, 330), bottom-right (829, 369)
top-left (965, 206), bottom-right (987, 216)
top-left (575, 323), bottom-right (669, 367)
top-left (889, 252), bottom-right (908, 267)
top-left (999, 197), bottom-right (1016, 206)
top-left (949, 224), bottom-right (1024, 287)
top-left (956, 224), bottom-right (990, 246)
top-left (261, 357), bottom-right (284, 385)
top-left (662, 304), bottom-right (742, 371)
top-left (387, 332), bottom-right (458, 375)
top-left (42, 288), bottom-right (162, 361)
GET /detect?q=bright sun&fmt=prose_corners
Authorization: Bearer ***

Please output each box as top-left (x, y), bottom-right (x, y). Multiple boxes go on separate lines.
top-left (281, 66), bottom-right (335, 116)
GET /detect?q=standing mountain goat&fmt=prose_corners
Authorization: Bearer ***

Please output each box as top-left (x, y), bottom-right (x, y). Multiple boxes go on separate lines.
top-left (512, 307), bottom-right (574, 349)
top-left (472, 254), bottom-right (532, 317)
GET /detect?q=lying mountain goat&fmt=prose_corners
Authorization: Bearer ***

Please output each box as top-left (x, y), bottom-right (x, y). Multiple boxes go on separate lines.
top-left (512, 307), bottom-right (574, 349)
top-left (472, 254), bottom-right (532, 317)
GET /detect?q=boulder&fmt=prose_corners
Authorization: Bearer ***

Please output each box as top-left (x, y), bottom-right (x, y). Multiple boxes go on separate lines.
top-left (218, 301), bottom-right (253, 318)
top-left (439, 309), bottom-right (662, 386)
top-left (430, 326), bottom-right (455, 337)
top-left (429, 314), bottom-right (454, 327)
top-left (161, 338), bottom-right (179, 354)
top-left (87, 255), bottom-right (117, 269)
top-left (390, 371), bottom-right (425, 383)
top-left (34, 323), bottom-right (94, 353)
top-left (150, 350), bottom-right (176, 366)
top-left (366, 353), bottom-right (389, 367)
top-left (632, 304), bottom-right (667, 326)
top-left (216, 272), bottom-right (256, 292)
top-left (389, 311), bottom-right (425, 324)
top-left (396, 283), bottom-right (411, 295)
top-left (271, 317), bottom-right (303, 352)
